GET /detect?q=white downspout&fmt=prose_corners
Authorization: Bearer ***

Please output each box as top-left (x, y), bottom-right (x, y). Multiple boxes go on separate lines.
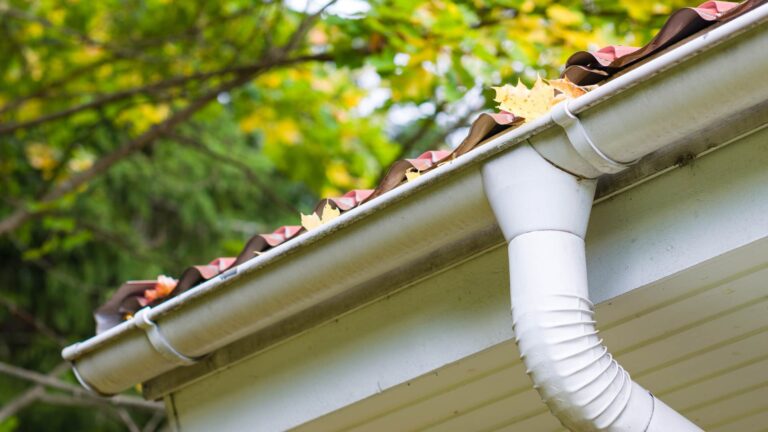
top-left (482, 143), bottom-right (702, 431)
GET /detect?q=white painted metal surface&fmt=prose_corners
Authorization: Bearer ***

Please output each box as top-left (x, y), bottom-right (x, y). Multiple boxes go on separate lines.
top-left (166, 126), bottom-right (768, 431)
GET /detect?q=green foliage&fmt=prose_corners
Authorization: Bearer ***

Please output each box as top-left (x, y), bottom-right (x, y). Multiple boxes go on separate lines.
top-left (0, 417), bottom-right (18, 432)
top-left (0, 0), bottom-right (692, 429)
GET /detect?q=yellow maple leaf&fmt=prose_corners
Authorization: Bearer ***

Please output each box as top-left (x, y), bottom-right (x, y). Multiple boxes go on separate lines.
top-left (321, 203), bottom-right (341, 223)
top-left (301, 212), bottom-right (322, 231)
top-left (546, 5), bottom-right (584, 27)
top-left (493, 76), bottom-right (591, 123)
top-left (301, 202), bottom-right (341, 231)
top-left (493, 77), bottom-right (553, 121)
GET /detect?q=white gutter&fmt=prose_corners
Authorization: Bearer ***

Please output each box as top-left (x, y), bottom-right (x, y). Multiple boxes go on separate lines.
top-left (63, 6), bottom-right (768, 427)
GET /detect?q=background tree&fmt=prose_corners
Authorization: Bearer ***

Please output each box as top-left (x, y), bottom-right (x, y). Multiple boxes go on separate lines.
top-left (0, 0), bottom-right (691, 429)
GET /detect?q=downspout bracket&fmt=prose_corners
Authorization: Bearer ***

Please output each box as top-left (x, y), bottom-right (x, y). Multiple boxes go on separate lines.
top-left (552, 102), bottom-right (637, 174)
top-left (134, 308), bottom-right (202, 366)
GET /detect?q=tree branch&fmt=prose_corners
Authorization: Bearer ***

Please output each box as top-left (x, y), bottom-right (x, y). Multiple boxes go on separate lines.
top-left (114, 407), bottom-right (141, 432)
top-left (0, 386), bottom-right (43, 420)
top-left (0, 23), bottom-right (368, 237)
top-left (0, 361), bottom-right (156, 429)
top-left (278, 0), bottom-right (339, 57)
top-left (0, 362), bottom-right (70, 422)
top-left (0, 51), bottom-right (344, 135)
top-left (0, 72), bottom-right (256, 236)
top-left (141, 411), bottom-right (166, 432)
top-left (0, 361), bottom-right (163, 411)
top-left (169, 132), bottom-right (299, 215)
top-left (398, 102), bottom-right (447, 158)
top-left (0, 4), bottom-right (155, 61)
top-left (0, 297), bottom-right (67, 347)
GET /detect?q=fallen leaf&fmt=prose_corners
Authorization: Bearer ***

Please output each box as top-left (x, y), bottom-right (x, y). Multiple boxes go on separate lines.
top-left (405, 168), bottom-right (421, 182)
top-left (548, 77), bottom-right (588, 99)
top-left (493, 77), bottom-right (553, 121)
top-left (301, 202), bottom-right (341, 231)
top-left (492, 76), bottom-right (592, 123)
top-left (301, 212), bottom-right (322, 231)
top-left (140, 275), bottom-right (178, 306)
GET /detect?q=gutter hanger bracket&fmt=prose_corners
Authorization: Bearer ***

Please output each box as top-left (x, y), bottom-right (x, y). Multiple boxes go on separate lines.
top-left (134, 308), bottom-right (201, 366)
top-left (70, 362), bottom-right (112, 397)
top-left (551, 102), bottom-right (637, 174)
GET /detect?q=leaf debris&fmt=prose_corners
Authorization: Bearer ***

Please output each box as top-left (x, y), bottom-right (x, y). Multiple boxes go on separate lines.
top-left (301, 202), bottom-right (341, 231)
top-left (492, 77), bottom-right (591, 123)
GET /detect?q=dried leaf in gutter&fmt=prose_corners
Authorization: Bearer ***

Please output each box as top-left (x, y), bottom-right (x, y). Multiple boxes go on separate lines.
top-left (548, 77), bottom-right (590, 99)
top-left (301, 202), bottom-right (341, 231)
top-left (405, 168), bottom-right (421, 182)
top-left (493, 76), bottom-right (591, 123)
top-left (493, 77), bottom-right (550, 121)
top-left (301, 213), bottom-right (321, 231)
top-left (139, 275), bottom-right (178, 306)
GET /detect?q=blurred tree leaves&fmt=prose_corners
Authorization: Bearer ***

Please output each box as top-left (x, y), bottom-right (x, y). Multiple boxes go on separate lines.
top-left (0, 0), bottom-right (694, 429)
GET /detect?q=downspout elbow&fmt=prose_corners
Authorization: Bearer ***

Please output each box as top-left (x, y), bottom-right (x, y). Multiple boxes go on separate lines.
top-left (482, 143), bottom-right (701, 431)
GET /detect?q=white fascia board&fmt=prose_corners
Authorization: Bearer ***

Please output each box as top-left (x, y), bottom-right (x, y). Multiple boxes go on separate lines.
top-left (62, 5), bottom-right (768, 396)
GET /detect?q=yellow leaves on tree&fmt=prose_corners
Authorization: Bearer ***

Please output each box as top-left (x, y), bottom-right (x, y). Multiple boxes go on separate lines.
top-left (238, 113), bottom-right (261, 134)
top-left (67, 149), bottom-right (95, 173)
top-left (492, 77), bottom-right (590, 123)
top-left (620, 0), bottom-right (675, 21)
top-left (326, 161), bottom-right (359, 190)
top-left (301, 202), bottom-right (341, 231)
top-left (239, 107), bottom-right (301, 145)
top-left (546, 5), bottom-right (585, 27)
top-left (25, 143), bottom-right (95, 181)
top-left (115, 103), bottom-right (170, 133)
top-left (25, 143), bottom-right (59, 178)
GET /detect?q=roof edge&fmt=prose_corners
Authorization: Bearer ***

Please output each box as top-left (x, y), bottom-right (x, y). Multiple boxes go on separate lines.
top-left (63, 4), bottom-right (768, 396)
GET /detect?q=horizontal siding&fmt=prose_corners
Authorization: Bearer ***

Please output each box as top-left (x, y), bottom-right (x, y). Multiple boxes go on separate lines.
top-left (295, 240), bottom-right (768, 431)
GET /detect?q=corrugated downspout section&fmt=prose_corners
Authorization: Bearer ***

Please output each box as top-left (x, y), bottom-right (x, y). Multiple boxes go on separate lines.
top-left (509, 230), bottom-right (703, 431)
top-left (482, 145), bottom-right (702, 431)
top-left (509, 231), bottom-right (655, 430)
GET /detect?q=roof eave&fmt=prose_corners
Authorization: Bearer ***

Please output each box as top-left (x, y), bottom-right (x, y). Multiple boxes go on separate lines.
top-left (63, 4), bottom-right (768, 396)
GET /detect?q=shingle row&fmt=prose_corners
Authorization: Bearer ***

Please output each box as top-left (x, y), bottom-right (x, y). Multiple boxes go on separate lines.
top-left (94, 0), bottom-right (764, 333)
